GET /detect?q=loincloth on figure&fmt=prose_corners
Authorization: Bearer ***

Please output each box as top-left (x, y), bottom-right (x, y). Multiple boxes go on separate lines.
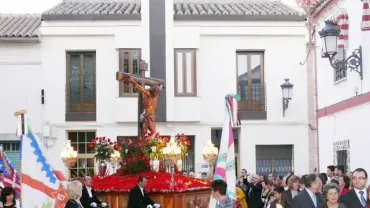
top-left (140, 111), bottom-right (156, 134)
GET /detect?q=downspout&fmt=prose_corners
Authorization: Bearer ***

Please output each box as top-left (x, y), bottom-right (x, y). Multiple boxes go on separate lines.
top-left (313, 26), bottom-right (320, 173)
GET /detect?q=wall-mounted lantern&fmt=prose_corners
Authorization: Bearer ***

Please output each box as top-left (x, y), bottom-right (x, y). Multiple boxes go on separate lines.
top-left (319, 21), bottom-right (363, 80)
top-left (281, 78), bottom-right (294, 117)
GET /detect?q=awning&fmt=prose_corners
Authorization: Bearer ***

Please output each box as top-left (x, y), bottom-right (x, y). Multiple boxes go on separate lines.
top-left (362, 0), bottom-right (370, 31)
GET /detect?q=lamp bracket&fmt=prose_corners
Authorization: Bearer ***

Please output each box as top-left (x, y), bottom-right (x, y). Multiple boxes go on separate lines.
top-left (328, 46), bottom-right (363, 80)
top-left (282, 98), bottom-right (290, 117)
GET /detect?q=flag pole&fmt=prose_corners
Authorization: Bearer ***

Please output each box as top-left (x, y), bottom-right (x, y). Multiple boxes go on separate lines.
top-left (14, 109), bottom-right (27, 207)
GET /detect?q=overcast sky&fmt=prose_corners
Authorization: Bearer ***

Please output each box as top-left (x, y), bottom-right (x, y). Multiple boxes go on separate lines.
top-left (0, 0), bottom-right (61, 13)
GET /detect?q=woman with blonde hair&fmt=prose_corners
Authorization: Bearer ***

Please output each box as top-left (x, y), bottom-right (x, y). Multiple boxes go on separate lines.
top-left (236, 187), bottom-right (248, 208)
top-left (281, 175), bottom-right (300, 208)
top-left (65, 180), bottom-right (84, 208)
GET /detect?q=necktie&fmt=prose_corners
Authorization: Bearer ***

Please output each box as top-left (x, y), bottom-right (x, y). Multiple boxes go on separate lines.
top-left (359, 191), bottom-right (367, 207)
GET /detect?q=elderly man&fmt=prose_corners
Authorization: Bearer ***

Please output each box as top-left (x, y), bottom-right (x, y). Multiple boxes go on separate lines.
top-left (80, 176), bottom-right (107, 208)
top-left (246, 174), bottom-right (263, 208)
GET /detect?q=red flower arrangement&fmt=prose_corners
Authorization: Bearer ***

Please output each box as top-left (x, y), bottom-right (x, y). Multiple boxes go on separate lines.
top-left (88, 137), bottom-right (119, 163)
top-left (118, 133), bottom-right (172, 174)
top-left (92, 171), bottom-right (211, 193)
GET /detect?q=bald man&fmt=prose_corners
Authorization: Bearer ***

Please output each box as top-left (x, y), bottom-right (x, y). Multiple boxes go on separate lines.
top-left (80, 176), bottom-right (107, 208)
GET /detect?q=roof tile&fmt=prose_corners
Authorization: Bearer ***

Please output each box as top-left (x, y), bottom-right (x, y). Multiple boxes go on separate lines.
top-left (42, 0), bottom-right (305, 20)
top-left (0, 14), bottom-right (41, 39)
top-left (310, 0), bottom-right (330, 16)
top-left (175, 1), bottom-right (303, 16)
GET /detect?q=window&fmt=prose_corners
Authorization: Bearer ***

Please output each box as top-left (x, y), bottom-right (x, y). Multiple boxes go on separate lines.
top-left (66, 52), bottom-right (96, 121)
top-left (183, 136), bottom-right (195, 172)
top-left (68, 131), bottom-right (96, 178)
top-left (0, 141), bottom-right (20, 172)
top-left (119, 49), bottom-right (141, 96)
top-left (0, 142), bottom-right (20, 152)
top-left (174, 49), bottom-right (197, 96)
top-left (236, 52), bottom-right (265, 112)
top-left (336, 150), bottom-right (347, 172)
top-left (333, 48), bottom-right (347, 82)
top-left (255, 145), bottom-right (294, 177)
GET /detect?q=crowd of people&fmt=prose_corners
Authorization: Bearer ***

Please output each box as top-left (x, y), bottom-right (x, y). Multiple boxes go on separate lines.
top-left (226, 165), bottom-right (369, 208)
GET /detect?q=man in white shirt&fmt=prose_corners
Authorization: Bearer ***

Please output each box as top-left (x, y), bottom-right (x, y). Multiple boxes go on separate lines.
top-left (80, 176), bottom-right (107, 208)
top-left (326, 165), bottom-right (335, 184)
top-left (127, 175), bottom-right (160, 208)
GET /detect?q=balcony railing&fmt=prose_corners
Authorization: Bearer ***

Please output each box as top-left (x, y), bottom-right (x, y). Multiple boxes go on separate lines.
top-left (237, 83), bottom-right (266, 120)
top-left (65, 86), bottom-right (96, 121)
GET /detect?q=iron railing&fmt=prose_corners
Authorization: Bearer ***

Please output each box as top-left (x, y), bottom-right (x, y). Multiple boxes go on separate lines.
top-left (238, 83), bottom-right (266, 112)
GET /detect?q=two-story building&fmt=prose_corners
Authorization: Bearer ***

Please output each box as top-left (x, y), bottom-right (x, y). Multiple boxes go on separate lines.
top-left (0, 14), bottom-right (42, 171)
top-left (1, 0), bottom-right (312, 177)
top-left (312, 0), bottom-right (370, 172)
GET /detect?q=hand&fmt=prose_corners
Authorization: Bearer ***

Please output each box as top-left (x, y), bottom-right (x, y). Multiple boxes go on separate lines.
top-left (153, 204), bottom-right (160, 208)
top-left (147, 205), bottom-right (153, 208)
top-left (122, 74), bottom-right (131, 81)
top-left (101, 202), bottom-right (108, 207)
top-left (90, 202), bottom-right (97, 207)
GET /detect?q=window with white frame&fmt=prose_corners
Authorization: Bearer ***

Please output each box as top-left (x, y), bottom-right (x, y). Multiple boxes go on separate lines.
top-left (174, 49), bottom-right (197, 96)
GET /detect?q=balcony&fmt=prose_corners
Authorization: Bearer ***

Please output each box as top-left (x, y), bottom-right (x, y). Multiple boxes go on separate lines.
top-left (238, 83), bottom-right (267, 120)
top-left (65, 86), bottom-right (96, 122)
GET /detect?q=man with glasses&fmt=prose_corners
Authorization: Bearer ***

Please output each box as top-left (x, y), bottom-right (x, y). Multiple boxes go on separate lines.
top-left (340, 168), bottom-right (368, 208)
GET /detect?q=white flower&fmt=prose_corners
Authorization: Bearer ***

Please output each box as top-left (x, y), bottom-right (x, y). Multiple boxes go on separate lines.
top-left (125, 149), bottom-right (128, 153)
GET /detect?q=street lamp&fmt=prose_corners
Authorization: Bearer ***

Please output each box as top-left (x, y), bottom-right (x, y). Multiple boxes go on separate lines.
top-left (61, 140), bottom-right (78, 169)
top-left (110, 150), bottom-right (121, 174)
top-left (280, 78), bottom-right (294, 117)
top-left (202, 140), bottom-right (218, 179)
top-left (319, 21), bottom-right (363, 80)
top-left (162, 136), bottom-right (182, 186)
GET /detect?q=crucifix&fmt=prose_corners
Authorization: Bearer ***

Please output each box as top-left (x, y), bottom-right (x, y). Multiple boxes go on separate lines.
top-left (116, 60), bottom-right (165, 140)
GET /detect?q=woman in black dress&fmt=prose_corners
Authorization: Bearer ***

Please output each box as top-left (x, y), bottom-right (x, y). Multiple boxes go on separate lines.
top-left (65, 180), bottom-right (84, 208)
top-left (0, 187), bottom-right (16, 208)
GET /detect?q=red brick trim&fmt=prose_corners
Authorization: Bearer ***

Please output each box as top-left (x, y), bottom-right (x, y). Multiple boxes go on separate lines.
top-left (317, 91), bottom-right (370, 118)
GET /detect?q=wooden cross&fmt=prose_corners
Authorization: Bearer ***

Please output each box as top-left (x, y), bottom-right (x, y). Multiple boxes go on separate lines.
top-left (116, 60), bottom-right (165, 140)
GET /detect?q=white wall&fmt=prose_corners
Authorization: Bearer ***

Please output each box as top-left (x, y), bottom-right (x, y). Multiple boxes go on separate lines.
top-left (0, 43), bottom-right (42, 135)
top-left (318, 103), bottom-right (370, 173)
top-left (41, 19), bottom-right (309, 175)
top-left (315, 0), bottom-right (370, 109)
top-left (315, 0), bottom-right (370, 172)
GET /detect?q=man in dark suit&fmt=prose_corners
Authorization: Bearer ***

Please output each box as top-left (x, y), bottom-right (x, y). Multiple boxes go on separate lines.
top-left (291, 174), bottom-right (324, 208)
top-left (246, 174), bottom-right (263, 208)
top-left (80, 176), bottom-right (107, 208)
top-left (340, 168), bottom-right (368, 208)
top-left (127, 175), bottom-right (160, 208)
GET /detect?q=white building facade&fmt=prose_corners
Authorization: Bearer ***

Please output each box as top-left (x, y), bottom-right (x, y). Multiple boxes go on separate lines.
top-left (312, 0), bottom-right (370, 172)
top-left (0, 14), bottom-right (42, 171)
top-left (1, 0), bottom-right (312, 177)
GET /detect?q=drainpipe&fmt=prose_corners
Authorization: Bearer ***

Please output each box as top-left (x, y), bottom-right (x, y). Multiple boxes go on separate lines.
top-left (313, 26), bottom-right (320, 173)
